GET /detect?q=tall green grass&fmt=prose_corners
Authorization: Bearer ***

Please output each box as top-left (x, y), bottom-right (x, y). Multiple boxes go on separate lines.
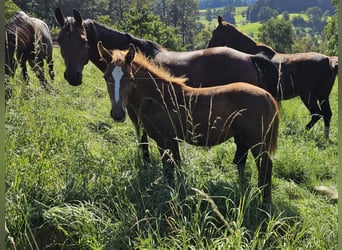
top-left (5, 48), bottom-right (337, 249)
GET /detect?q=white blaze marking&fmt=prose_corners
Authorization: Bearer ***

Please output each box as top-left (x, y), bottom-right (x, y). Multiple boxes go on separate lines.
top-left (112, 66), bottom-right (123, 104)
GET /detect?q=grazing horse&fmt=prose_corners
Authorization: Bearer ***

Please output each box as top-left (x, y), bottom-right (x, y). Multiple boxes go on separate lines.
top-left (98, 42), bottom-right (279, 202)
top-left (54, 7), bottom-right (278, 164)
top-left (207, 16), bottom-right (338, 137)
top-left (5, 11), bottom-right (54, 87)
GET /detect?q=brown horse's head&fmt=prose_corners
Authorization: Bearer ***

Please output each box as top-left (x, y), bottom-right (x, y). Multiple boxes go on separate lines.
top-left (207, 16), bottom-right (276, 58)
top-left (97, 41), bottom-right (136, 122)
top-left (55, 8), bottom-right (89, 86)
top-left (207, 16), bottom-right (241, 48)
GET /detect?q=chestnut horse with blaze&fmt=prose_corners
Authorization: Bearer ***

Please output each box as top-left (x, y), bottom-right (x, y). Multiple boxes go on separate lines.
top-left (98, 42), bottom-right (279, 203)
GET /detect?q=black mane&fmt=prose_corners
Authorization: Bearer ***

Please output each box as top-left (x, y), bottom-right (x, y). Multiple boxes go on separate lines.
top-left (83, 19), bottom-right (163, 58)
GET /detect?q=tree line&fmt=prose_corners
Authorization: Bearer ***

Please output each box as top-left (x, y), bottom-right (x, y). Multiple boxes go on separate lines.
top-left (6, 0), bottom-right (199, 50)
top-left (247, 0), bottom-right (334, 22)
top-left (6, 0), bottom-right (337, 55)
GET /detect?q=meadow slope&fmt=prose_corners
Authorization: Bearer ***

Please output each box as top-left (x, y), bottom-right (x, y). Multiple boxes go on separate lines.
top-left (5, 47), bottom-right (337, 249)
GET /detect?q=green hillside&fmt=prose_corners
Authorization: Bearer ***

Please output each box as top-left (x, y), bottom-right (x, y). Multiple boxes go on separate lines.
top-left (5, 46), bottom-right (337, 248)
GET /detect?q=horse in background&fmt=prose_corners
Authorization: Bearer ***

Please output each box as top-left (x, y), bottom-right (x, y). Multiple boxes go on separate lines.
top-left (207, 16), bottom-right (338, 137)
top-left (98, 42), bottom-right (279, 203)
top-left (54, 7), bottom-right (279, 164)
top-left (5, 11), bottom-right (54, 88)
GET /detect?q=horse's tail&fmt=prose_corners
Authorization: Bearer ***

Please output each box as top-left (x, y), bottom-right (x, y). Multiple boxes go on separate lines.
top-left (251, 55), bottom-right (278, 98)
top-left (266, 95), bottom-right (279, 156)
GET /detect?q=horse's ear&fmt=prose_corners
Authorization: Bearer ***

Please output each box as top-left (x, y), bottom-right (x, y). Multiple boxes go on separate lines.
top-left (73, 9), bottom-right (83, 26)
top-left (97, 41), bottom-right (112, 64)
top-left (126, 44), bottom-right (136, 64)
top-left (55, 7), bottom-right (65, 26)
top-left (218, 16), bottom-right (223, 25)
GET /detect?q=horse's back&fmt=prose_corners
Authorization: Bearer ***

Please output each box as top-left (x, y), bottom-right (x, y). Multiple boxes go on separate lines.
top-left (30, 17), bottom-right (53, 56)
top-left (186, 82), bottom-right (279, 149)
top-left (156, 47), bottom-right (260, 87)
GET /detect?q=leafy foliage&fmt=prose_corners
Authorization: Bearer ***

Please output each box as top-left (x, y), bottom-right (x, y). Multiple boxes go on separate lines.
top-left (324, 0), bottom-right (338, 55)
top-left (258, 17), bottom-right (294, 52)
top-left (117, 6), bottom-right (182, 50)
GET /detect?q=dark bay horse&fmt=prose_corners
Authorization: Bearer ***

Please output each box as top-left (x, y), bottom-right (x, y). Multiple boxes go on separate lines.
top-left (55, 8), bottom-right (278, 164)
top-left (5, 11), bottom-right (54, 87)
top-left (98, 42), bottom-right (279, 202)
top-left (207, 16), bottom-right (338, 137)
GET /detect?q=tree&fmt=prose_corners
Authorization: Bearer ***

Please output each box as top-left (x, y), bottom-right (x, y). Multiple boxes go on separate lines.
top-left (258, 18), bottom-right (294, 53)
top-left (118, 6), bottom-right (182, 50)
top-left (222, 6), bottom-right (235, 24)
top-left (257, 6), bottom-right (278, 22)
top-left (5, 0), bottom-right (21, 21)
top-left (206, 8), bottom-right (212, 22)
top-left (324, 0), bottom-right (337, 55)
top-left (194, 28), bottom-right (212, 50)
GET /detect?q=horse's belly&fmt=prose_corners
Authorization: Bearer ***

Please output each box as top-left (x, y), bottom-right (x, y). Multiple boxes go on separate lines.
top-left (183, 122), bottom-right (234, 147)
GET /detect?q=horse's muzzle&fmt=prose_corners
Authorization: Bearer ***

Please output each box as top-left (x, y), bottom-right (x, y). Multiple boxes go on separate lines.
top-left (64, 71), bottom-right (82, 86)
top-left (110, 108), bottom-right (126, 122)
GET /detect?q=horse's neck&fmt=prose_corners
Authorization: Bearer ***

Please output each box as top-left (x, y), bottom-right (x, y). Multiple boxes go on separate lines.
top-left (86, 20), bottom-right (162, 71)
top-left (134, 68), bottom-right (186, 99)
top-left (233, 29), bottom-right (276, 57)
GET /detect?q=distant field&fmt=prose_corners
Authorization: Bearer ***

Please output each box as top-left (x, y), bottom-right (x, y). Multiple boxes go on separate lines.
top-left (198, 6), bottom-right (313, 39)
top-left (198, 6), bottom-right (261, 38)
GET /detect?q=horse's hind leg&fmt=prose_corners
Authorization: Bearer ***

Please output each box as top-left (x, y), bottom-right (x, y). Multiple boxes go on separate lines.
top-left (251, 147), bottom-right (273, 203)
top-left (47, 55), bottom-right (55, 80)
top-left (300, 95), bottom-right (322, 131)
top-left (20, 59), bottom-right (29, 84)
top-left (319, 98), bottom-right (332, 137)
top-left (29, 58), bottom-right (47, 88)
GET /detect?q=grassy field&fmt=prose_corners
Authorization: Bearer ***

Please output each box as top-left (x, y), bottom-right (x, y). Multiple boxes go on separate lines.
top-left (198, 7), bottom-right (262, 37)
top-left (5, 47), bottom-right (337, 249)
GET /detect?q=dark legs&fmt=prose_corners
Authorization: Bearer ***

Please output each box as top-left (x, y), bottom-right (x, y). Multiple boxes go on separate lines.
top-left (233, 137), bottom-right (273, 203)
top-left (139, 129), bottom-right (150, 164)
top-left (47, 55), bottom-right (55, 81)
top-left (233, 138), bottom-right (249, 178)
top-left (29, 57), bottom-right (48, 88)
top-left (319, 98), bottom-right (332, 137)
top-left (157, 140), bottom-right (181, 186)
top-left (301, 94), bottom-right (332, 137)
top-left (127, 107), bottom-right (150, 165)
top-left (251, 148), bottom-right (273, 203)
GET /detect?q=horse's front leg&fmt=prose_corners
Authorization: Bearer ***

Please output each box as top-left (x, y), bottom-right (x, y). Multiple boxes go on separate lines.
top-left (127, 107), bottom-right (150, 164)
top-left (319, 98), bottom-right (332, 138)
top-left (137, 126), bottom-right (150, 164)
top-left (157, 139), bottom-right (181, 187)
top-left (233, 137), bottom-right (249, 179)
